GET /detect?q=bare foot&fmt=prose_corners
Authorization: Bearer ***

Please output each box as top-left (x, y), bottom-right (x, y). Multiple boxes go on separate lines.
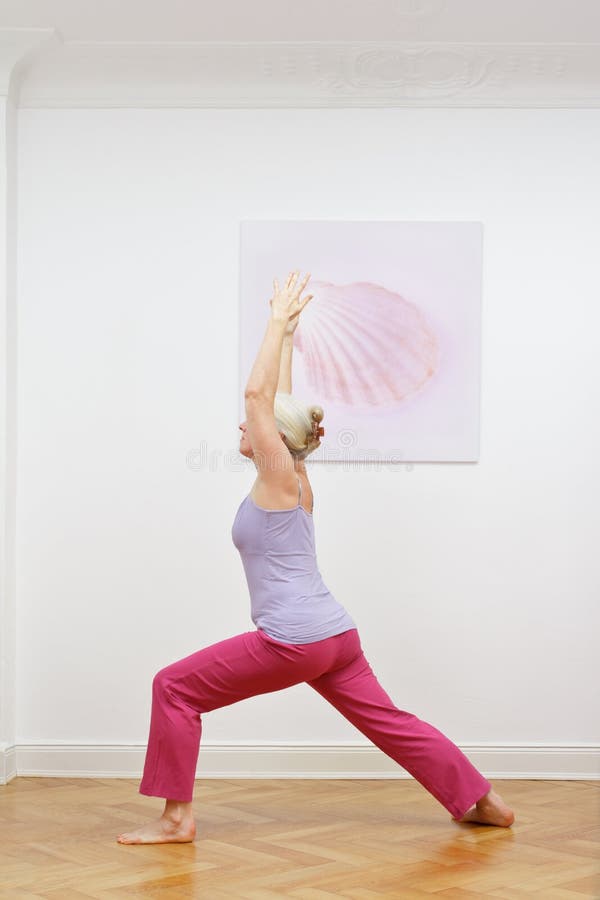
top-left (117, 812), bottom-right (196, 844)
top-left (452, 788), bottom-right (515, 827)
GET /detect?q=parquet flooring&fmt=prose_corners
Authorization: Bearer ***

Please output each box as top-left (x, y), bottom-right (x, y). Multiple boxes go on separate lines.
top-left (0, 778), bottom-right (598, 898)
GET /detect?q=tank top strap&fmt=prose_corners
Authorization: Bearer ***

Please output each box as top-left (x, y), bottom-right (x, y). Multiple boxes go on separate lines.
top-left (297, 476), bottom-right (302, 504)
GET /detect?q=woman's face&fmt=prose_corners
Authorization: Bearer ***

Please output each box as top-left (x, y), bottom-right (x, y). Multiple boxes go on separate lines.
top-left (238, 421), bottom-right (254, 459)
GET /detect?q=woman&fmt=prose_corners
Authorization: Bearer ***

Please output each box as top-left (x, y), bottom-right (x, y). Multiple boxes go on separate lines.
top-left (117, 270), bottom-right (514, 844)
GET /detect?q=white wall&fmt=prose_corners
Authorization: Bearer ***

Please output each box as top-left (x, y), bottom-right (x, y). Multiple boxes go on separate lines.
top-left (15, 108), bottom-right (600, 761)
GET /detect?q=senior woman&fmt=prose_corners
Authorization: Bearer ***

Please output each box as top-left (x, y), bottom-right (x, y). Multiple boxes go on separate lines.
top-left (117, 270), bottom-right (514, 844)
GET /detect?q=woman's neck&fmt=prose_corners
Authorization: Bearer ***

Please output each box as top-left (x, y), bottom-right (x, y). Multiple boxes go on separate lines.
top-left (252, 457), bottom-right (307, 475)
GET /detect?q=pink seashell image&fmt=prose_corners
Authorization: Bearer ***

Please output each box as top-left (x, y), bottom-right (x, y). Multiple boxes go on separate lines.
top-left (294, 280), bottom-right (440, 412)
top-left (240, 220), bottom-right (482, 462)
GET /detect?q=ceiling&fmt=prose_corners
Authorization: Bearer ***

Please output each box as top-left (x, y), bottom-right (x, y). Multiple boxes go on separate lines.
top-left (1, 0), bottom-right (599, 107)
top-left (1, 0), bottom-right (599, 44)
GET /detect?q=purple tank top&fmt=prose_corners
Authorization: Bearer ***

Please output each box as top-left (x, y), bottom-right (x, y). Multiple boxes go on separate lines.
top-left (231, 477), bottom-right (357, 644)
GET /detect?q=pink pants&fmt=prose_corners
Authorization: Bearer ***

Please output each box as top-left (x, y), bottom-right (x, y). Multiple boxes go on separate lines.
top-left (139, 627), bottom-right (491, 820)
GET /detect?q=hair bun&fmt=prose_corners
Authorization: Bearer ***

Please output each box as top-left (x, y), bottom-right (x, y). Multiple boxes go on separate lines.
top-left (309, 405), bottom-right (325, 441)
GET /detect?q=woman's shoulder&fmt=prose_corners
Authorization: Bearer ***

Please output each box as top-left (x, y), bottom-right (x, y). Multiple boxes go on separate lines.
top-left (250, 469), bottom-right (314, 514)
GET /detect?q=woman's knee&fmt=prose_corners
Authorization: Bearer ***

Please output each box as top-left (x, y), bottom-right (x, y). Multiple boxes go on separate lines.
top-left (152, 665), bottom-right (178, 691)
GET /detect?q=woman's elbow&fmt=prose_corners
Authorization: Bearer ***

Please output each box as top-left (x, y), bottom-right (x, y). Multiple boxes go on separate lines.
top-left (245, 389), bottom-right (273, 403)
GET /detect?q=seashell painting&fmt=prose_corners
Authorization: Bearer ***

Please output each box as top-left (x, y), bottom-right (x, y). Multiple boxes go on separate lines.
top-left (240, 220), bottom-right (482, 462)
top-left (293, 280), bottom-right (440, 413)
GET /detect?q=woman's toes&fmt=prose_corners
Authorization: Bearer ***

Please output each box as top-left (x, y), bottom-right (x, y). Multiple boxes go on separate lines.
top-left (453, 795), bottom-right (515, 827)
top-left (116, 831), bottom-right (138, 844)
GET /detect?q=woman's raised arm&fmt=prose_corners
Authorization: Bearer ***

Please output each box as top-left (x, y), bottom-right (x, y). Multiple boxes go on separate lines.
top-left (245, 271), bottom-right (312, 400)
top-left (277, 324), bottom-right (296, 394)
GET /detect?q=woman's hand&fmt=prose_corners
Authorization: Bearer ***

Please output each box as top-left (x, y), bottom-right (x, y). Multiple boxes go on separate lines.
top-left (284, 314), bottom-right (300, 337)
top-left (270, 270), bottom-right (313, 326)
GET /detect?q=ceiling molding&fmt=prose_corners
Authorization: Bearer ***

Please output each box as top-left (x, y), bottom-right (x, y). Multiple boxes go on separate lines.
top-left (0, 27), bottom-right (59, 97)
top-left (13, 40), bottom-right (600, 108)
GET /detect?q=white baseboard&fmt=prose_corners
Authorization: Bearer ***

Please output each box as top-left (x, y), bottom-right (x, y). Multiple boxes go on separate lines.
top-left (1, 742), bottom-right (599, 784)
top-left (0, 742), bottom-right (17, 784)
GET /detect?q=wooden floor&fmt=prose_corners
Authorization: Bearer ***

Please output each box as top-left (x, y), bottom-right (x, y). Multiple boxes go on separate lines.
top-left (0, 778), bottom-right (598, 898)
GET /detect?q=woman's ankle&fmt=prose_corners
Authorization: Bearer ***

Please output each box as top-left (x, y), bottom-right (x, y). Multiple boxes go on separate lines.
top-left (476, 788), bottom-right (494, 806)
top-left (163, 799), bottom-right (193, 821)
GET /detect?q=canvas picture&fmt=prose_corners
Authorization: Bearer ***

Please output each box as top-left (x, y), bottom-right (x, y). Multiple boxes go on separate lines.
top-left (239, 220), bottom-right (482, 463)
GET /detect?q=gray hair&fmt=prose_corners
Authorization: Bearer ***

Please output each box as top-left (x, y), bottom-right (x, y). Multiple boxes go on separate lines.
top-left (274, 392), bottom-right (324, 461)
